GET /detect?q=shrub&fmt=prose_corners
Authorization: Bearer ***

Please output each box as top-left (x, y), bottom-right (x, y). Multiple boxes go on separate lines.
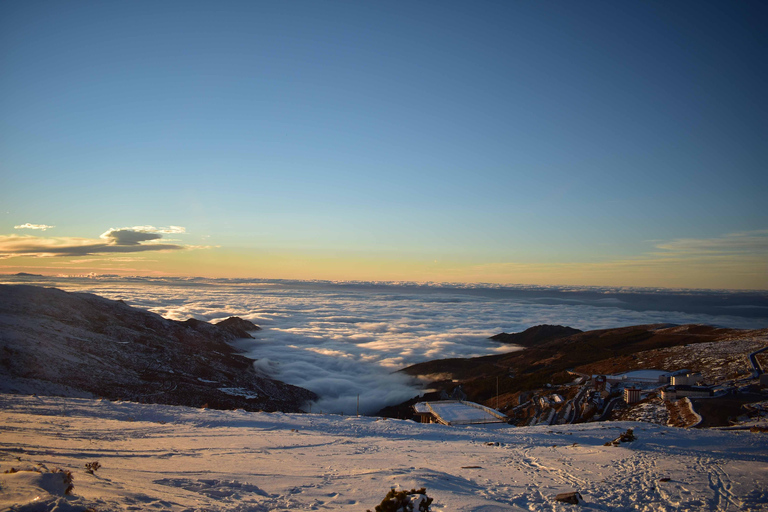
top-left (52, 468), bottom-right (75, 494)
top-left (368, 487), bottom-right (433, 512)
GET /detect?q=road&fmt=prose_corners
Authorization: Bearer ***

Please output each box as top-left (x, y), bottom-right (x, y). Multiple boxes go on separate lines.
top-left (748, 345), bottom-right (768, 376)
top-left (597, 396), bottom-right (622, 422)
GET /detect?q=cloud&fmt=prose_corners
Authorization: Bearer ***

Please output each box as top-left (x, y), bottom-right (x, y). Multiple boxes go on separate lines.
top-left (22, 277), bottom-right (766, 415)
top-left (119, 225), bottom-right (187, 235)
top-left (59, 256), bottom-right (157, 264)
top-left (99, 225), bottom-right (188, 245)
top-left (14, 223), bottom-right (55, 231)
top-left (653, 230), bottom-right (768, 257)
top-left (100, 229), bottom-right (163, 246)
top-left (461, 229), bottom-right (768, 290)
top-left (0, 226), bottom-right (190, 258)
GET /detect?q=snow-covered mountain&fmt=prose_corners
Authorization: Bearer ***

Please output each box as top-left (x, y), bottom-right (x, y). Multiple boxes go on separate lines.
top-left (0, 284), bottom-right (316, 412)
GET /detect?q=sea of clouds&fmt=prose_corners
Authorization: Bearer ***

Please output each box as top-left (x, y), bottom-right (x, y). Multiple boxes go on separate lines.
top-left (4, 275), bottom-right (767, 414)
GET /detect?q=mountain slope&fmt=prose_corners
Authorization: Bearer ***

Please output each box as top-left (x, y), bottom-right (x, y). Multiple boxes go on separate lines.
top-left (490, 324), bottom-right (582, 347)
top-left (0, 284), bottom-right (316, 412)
top-left (396, 323), bottom-right (768, 406)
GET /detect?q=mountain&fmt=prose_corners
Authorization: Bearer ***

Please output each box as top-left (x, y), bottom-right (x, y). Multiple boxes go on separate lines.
top-left (0, 284), bottom-right (316, 412)
top-left (400, 323), bottom-right (762, 392)
top-left (381, 323), bottom-right (768, 425)
top-left (489, 324), bottom-right (582, 347)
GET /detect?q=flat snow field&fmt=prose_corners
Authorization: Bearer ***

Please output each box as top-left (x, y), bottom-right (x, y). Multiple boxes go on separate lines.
top-left (1, 395), bottom-right (767, 511)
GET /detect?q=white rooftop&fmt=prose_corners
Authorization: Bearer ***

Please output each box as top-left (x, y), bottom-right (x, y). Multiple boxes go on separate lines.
top-left (414, 400), bottom-right (507, 425)
top-left (604, 369), bottom-right (669, 382)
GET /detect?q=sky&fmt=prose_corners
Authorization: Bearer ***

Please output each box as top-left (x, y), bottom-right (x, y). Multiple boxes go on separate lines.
top-left (1, 1), bottom-right (766, 289)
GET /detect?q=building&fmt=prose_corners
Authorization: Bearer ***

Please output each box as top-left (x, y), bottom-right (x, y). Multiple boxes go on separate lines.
top-left (670, 373), bottom-right (703, 386)
top-left (603, 370), bottom-right (671, 385)
top-left (664, 369), bottom-right (692, 383)
top-left (593, 375), bottom-right (607, 391)
top-left (624, 387), bottom-right (642, 404)
top-left (661, 385), bottom-right (714, 400)
top-left (413, 400), bottom-right (507, 426)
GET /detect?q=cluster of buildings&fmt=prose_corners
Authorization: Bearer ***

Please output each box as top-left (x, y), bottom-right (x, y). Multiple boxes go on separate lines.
top-left (409, 356), bottom-right (768, 427)
top-left (593, 369), bottom-right (716, 404)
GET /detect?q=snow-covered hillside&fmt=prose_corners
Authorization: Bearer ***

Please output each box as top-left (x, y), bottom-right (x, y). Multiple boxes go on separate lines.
top-left (1, 394), bottom-right (766, 511)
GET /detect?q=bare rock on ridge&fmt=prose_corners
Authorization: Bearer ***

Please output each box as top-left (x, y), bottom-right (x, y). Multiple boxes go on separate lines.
top-left (214, 316), bottom-right (261, 338)
top-left (490, 324), bottom-right (583, 347)
top-left (0, 284), bottom-right (316, 412)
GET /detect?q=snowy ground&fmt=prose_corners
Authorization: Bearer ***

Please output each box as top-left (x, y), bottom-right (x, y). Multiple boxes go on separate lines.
top-left (1, 395), bottom-right (767, 511)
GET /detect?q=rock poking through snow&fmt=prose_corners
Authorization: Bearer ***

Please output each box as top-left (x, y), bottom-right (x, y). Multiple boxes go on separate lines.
top-left (555, 491), bottom-right (584, 505)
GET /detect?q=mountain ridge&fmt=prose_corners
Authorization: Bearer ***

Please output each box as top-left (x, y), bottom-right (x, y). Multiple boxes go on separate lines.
top-left (378, 322), bottom-right (768, 424)
top-left (0, 284), bottom-right (316, 412)
top-left (490, 324), bottom-right (583, 347)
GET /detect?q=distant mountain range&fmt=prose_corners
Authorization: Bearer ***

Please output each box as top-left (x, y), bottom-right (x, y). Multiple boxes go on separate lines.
top-left (0, 284), bottom-right (316, 412)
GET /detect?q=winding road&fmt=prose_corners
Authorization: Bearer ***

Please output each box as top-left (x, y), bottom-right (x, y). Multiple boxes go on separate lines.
top-left (748, 345), bottom-right (768, 377)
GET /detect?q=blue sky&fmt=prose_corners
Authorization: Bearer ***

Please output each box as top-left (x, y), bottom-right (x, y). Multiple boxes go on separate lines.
top-left (1, 1), bottom-right (766, 288)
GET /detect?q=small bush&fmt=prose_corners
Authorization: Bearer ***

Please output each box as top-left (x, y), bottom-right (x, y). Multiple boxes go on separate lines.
top-left (85, 461), bottom-right (101, 474)
top-left (605, 428), bottom-right (636, 446)
top-left (368, 487), bottom-right (433, 512)
top-left (52, 468), bottom-right (75, 494)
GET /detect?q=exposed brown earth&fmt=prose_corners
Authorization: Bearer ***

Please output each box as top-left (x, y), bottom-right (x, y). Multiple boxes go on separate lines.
top-left (398, 324), bottom-right (767, 406)
top-left (381, 323), bottom-right (768, 426)
top-left (666, 398), bottom-right (700, 428)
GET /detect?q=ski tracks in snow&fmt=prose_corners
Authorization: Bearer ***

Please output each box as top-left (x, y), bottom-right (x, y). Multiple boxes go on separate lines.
top-left (695, 456), bottom-right (745, 511)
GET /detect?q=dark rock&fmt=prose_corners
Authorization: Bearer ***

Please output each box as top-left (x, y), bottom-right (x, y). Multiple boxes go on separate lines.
top-left (555, 491), bottom-right (583, 505)
top-left (215, 316), bottom-right (261, 338)
top-left (605, 428), bottom-right (636, 446)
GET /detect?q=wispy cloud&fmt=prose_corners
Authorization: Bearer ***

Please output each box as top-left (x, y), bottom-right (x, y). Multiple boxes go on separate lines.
top-left (462, 229), bottom-right (768, 290)
top-left (58, 256), bottom-right (157, 264)
top-left (14, 223), bottom-right (55, 231)
top-left (653, 230), bottom-right (768, 257)
top-left (0, 226), bottom-right (191, 259)
top-left (112, 225), bottom-right (187, 235)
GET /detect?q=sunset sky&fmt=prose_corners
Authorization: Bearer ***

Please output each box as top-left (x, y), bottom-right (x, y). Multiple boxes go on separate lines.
top-left (1, 1), bottom-right (766, 289)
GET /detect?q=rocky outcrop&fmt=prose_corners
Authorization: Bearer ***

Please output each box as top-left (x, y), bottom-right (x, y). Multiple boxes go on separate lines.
top-left (0, 285), bottom-right (316, 412)
top-left (214, 316), bottom-right (261, 338)
top-left (490, 324), bottom-right (582, 347)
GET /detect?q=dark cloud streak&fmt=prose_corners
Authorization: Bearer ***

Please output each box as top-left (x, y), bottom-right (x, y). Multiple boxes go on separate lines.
top-left (100, 229), bottom-right (163, 246)
top-left (0, 226), bottom-right (187, 258)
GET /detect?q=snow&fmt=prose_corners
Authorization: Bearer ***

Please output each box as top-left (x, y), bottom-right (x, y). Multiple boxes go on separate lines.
top-left (218, 387), bottom-right (260, 400)
top-left (681, 398), bottom-right (703, 427)
top-left (606, 370), bottom-right (670, 382)
top-left (2, 394), bottom-right (767, 511)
